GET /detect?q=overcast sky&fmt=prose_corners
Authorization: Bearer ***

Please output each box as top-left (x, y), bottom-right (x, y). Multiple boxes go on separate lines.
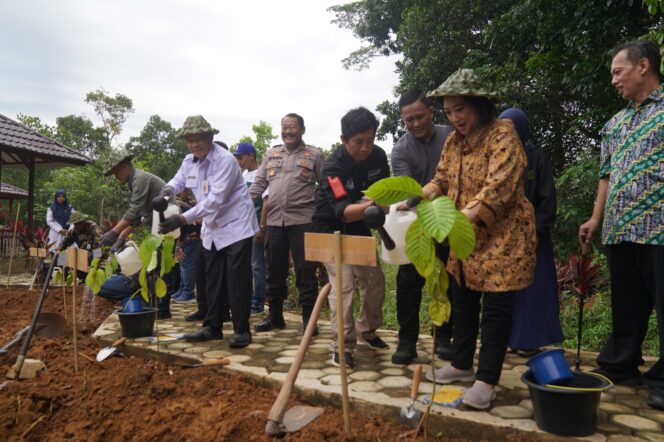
top-left (0, 0), bottom-right (400, 152)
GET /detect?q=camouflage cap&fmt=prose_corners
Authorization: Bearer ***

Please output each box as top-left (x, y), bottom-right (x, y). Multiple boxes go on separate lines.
top-left (103, 152), bottom-right (134, 176)
top-left (69, 212), bottom-right (89, 224)
top-left (427, 68), bottom-right (499, 100)
top-left (177, 115), bottom-right (219, 139)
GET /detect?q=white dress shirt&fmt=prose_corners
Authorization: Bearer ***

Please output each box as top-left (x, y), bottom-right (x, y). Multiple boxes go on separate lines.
top-left (167, 144), bottom-right (258, 250)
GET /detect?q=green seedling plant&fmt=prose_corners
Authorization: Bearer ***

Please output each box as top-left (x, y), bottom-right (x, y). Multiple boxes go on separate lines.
top-left (365, 176), bottom-right (476, 437)
top-left (364, 176), bottom-right (476, 326)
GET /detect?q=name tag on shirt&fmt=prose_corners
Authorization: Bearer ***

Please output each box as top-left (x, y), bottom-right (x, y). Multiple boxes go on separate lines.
top-left (186, 175), bottom-right (197, 188)
top-left (201, 180), bottom-right (209, 195)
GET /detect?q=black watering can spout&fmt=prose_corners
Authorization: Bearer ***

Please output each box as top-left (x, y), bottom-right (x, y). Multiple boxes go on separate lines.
top-left (363, 205), bottom-right (395, 250)
top-left (152, 196), bottom-right (169, 223)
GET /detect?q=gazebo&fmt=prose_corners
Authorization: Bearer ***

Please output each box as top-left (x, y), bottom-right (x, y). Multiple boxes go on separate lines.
top-left (0, 181), bottom-right (28, 224)
top-left (0, 113), bottom-right (91, 229)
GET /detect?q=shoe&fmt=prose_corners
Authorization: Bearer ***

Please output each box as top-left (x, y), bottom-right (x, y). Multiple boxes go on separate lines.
top-left (173, 293), bottom-right (196, 304)
top-left (157, 311), bottom-right (172, 320)
top-left (591, 367), bottom-right (644, 387)
top-left (186, 310), bottom-right (206, 322)
top-left (229, 332), bottom-right (252, 348)
top-left (363, 336), bottom-right (388, 349)
top-left (183, 326), bottom-right (222, 341)
top-left (332, 352), bottom-right (355, 369)
top-left (436, 338), bottom-right (454, 361)
top-left (391, 341), bottom-right (417, 365)
top-left (250, 307), bottom-right (265, 316)
top-left (255, 315), bottom-right (286, 333)
top-left (648, 387), bottom-right (664, 410)
top-left (426, 364), bottom-right (475, 384)
top-left (462, 380), bottom-right (496, 410)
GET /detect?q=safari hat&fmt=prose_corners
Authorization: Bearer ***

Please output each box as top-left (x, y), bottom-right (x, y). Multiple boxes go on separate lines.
top-left (69, 212), bottom-right (89, 224)
top-left (177, 115), bottom-right (219, 139)
top-left (427, 68), bottom-right (499, 100)
top-left (104, 152), bottom-right (134, 176)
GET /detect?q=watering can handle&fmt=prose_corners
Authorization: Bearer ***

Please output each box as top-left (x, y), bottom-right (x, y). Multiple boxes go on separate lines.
top-left (390, 204), bottom-right (397, 215)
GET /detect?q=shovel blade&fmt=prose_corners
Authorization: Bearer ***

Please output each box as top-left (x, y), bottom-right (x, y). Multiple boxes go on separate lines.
top-left (400, 403), bottom-right (423, 428)
top-left (96, 347), bottom-right (118, 362)
top-left (282, 405), bottom-right (324, 433)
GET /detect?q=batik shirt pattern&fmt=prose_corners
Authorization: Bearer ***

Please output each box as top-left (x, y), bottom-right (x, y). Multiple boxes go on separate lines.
top-left (599, 85), bottom-right (664, 245)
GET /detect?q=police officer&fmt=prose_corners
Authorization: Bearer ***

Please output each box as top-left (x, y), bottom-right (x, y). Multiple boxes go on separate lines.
top-left (249, 113), bottom-right (323, 333)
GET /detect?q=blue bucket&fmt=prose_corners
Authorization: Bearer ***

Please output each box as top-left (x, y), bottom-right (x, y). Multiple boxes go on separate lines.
top-left (122, 297), bottom-right (144, 313)
top-left (527, 349), bottom-right (573, 385)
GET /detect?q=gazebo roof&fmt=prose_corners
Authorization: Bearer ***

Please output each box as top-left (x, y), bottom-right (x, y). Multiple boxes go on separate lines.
top-left (0, 113), bottom-right (91, 167)
top-left (0, 182), bottom-right (28, 199)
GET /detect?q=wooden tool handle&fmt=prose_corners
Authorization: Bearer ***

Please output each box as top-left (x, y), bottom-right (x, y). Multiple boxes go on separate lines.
top-left (267, 283), bottom-right (331, 428)
top-left (201, 358), bottom-right (230, 367)
top-left (581, 242), bottom-right (589, 257)
top-left (112, 337), bottom-right (127, 347)
top-left (411, 365), bottom-right (422, 400)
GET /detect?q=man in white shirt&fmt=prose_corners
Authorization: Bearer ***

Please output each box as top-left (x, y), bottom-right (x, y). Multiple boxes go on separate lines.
top-left (159, 115), bottom-right (258, 347)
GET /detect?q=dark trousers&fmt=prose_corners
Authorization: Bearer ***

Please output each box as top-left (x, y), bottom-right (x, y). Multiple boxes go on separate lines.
top-left (598, 243), bottom-right (664, 388)
top-left (195, 243), bottom-right (207, 314)
top-left (265, 224), bottom-right (318, 309)
top-left (450, 275), bottom-right (514, 385)
top-left (202, 237), bottom-right (253, 334)
top-left (396, 245), bottom-right (453, 344)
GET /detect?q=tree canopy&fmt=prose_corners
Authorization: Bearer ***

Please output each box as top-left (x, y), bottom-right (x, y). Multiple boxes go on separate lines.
top-left (330, 0), bottom-right (663, 172)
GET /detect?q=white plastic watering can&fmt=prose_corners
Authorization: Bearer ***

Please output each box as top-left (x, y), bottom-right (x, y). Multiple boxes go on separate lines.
top-left (380, 204), bottom-right (417, 265)
top-left (115, 241), bottom-right (142, 276)
top-left (151, 203), bottom-right (181, 239)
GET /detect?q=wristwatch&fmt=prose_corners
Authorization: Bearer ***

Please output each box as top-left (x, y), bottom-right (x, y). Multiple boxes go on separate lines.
top-left (259, 224), bottom-right (266, 232)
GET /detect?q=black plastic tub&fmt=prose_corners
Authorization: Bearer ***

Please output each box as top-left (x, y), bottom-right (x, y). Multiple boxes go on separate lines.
top-left (521, 369), bottom-right (612, 437)
top-left (116, 308), bottom-right (157, 338)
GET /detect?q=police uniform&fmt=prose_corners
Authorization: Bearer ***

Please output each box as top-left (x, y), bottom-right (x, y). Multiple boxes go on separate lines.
top-left (312, 144), bottom-right (390, 352)
top-left (249, 142), bottom-right (323, 329)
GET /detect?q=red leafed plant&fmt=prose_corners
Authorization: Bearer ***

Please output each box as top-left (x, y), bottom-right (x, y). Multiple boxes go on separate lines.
top-left (10, 220), bottom-right (50, 250)
top-left (556, 252), bottom-right (608, 306)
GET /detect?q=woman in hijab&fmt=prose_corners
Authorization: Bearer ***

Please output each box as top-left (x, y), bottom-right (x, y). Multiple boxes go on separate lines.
top-left (46, 189), bottom-right (73, 251)
top-left (421, 69), bottom-right (536, 409)
top-left (499, 108), bottom-right (563, 356)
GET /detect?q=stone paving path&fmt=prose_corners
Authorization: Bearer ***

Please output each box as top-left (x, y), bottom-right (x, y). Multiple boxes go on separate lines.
top-left (92, 303), bottom-right (664, 441)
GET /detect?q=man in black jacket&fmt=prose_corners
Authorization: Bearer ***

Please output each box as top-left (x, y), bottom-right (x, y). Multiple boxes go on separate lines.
top-left (312, 107), bottom-right (390, 368)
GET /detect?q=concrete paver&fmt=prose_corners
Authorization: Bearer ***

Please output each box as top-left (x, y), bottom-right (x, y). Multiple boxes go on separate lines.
top-left (92, 304), bottom-right (663, 441)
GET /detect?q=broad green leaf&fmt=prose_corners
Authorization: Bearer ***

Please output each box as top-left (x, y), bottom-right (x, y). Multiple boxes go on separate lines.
top-left (92, 268), bottom-right (105, 294)
top-left (53, 268), bottom-right (63, 285)
top-left (140, 287), bottom-right (149, 302)
top-left (448, 212), bottom-right (476, 260)
top-left (437, 263), bottom-right (449, 301)
top-left (139, 234), bottom-right (162, 267)
top-left (155, 277), bottom-right (167, 298)
top-left (424, 259), bottom-right (442, 297)
top-left (160, 236), bottom-right (176, 276)
top-left (147, 252), bottom-right (158, 272)
top-left (429, 298), bottom-right (451, 326)
top-left (104, 262), bottom-right (113, 279)
top-left (363, 176), bottom-right (423, 205)
top-left (139, 268), bottom-right (148, 290)
top-left (90, 258), bottom-right (100, 268)
top-left (416, 197), bottom-right (456, 243)
top-left (405, 220), bottom-right (435, 277)
top-left (66, 271), bottom-right (73, 287)
top-left (110, 254), bottom-right (119, 272)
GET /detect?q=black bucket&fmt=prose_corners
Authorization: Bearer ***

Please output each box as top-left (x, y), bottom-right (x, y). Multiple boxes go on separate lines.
top-left (116, 308), bottom-right (157, 338)
top-left (522, 369), bottom-right (612, 437)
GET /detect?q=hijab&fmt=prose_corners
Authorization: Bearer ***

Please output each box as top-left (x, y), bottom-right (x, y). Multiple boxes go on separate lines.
top-left (498, 107), bottom-right (536, 152)
top-left (50, 189), bottom-right (72, 229)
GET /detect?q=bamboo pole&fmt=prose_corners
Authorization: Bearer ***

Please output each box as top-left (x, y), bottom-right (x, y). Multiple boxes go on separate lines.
top-left (6, 203), bottom-right (21, 288)
top-left (71, 248), bottom-right (79, 373)
top-left (334, 231), bottom-right (351, 433)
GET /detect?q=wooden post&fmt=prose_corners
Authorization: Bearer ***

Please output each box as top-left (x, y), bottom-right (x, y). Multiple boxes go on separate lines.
top-left (6, 203), bottom-right (21, 287)
top-left (334, 231), bottom-right (351, 433)
top-left (67, 247), bottom-right (84, 373)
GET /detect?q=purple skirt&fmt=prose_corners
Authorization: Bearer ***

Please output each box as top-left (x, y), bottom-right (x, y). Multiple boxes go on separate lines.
top-left (509, 233), bottom-right (563, 349)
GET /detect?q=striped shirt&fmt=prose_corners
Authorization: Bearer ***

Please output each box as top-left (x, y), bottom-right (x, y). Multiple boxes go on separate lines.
top-left (599, 84), bottom-right (664, 245)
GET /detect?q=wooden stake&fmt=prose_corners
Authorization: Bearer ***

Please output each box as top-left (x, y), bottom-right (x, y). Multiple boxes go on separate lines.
top-left (334, 231), bottom-right (351, 434)
top-left (62, 266), bottom-right (67, 319)
top-left (71, 248), bottom-right (79, 374)
top-left (6, 203), bottom-right (21, 288)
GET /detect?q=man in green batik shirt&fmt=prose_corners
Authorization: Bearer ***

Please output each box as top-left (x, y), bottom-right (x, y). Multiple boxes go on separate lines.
top-left (579, 40), bottom-right (664, 410)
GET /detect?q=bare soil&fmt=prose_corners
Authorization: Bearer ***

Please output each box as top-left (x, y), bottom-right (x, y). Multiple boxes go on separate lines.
top-left (0, 286), bottom-right (484, 441)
